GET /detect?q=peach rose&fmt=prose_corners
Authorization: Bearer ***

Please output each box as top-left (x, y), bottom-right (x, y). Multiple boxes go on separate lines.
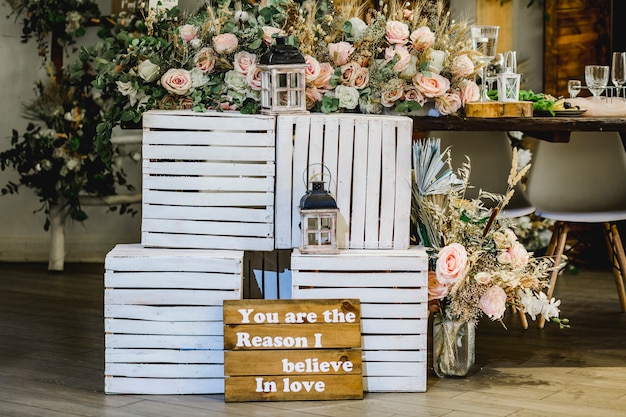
top-left (393, 45), bottom-right (411, 72)
top-left (311, 62), bottom-right (333, 89)
top-left (178, 24), bottom-right (197, 43)
top-left (459, 79), bottom-right (480, 105)
top-left (413, 72), bottom-right (450, 98)
top-left (435, 92), bottom-right (462, 116)
top-left (234, 51), bottom-right (256, 76)
top-left (428, 271), bottom-right (448, 301)
top-left (340, 61), bottom-right (361, 86)
top-left (451, 54), bottom-right (475, 78)
top-left (410, 26), bottom-right (435, 51)
top-left (436, 243), bottom-right (467, 284)
top-left (160, 68), bottom-right (192, 95)
top-left (194, 47), bottom-right (216, 74)
top-left (305, 87), bottom-right (323, 110)
top-left (328, 41), bottom-right (354, 66)
top-left (353, 67), bottom-right (369, 89)
top-left (403, 85), bottom-right (426, 105)
top-left (386, 20), bottom-right (410, 45)
top-left (474, 271), bottom-right (492, 285)
top-left (479, 286), bottom-right (508, 320)
top-left (381, 83), bottom-right (405, 107)
top-left (262, 26), bottom-right (283, 45)
top-left (246, 65), bottom-right (262, 91)
top-left (213, 33), bottom-right (238, 54)
top-left (304, 55), bottom-right (321, 82)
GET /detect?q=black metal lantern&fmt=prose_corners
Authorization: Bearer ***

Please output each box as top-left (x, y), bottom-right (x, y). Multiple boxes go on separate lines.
top-left (258, 37), bottom-right (308, 115)
top-left (299, 181), bottom-right (339, 254)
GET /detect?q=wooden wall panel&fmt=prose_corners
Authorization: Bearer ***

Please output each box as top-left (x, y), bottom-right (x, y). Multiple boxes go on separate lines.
top-left (544, 0), bottom-right (611, 97)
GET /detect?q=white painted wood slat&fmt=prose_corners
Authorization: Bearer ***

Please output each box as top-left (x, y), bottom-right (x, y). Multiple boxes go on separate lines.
top-left (275, 113), bottom-right (413, 250)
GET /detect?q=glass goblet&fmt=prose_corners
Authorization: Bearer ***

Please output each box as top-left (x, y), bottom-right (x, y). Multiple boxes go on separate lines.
top-left (471, 25), bottom-right (499, 102)
top-left (567, 80), bottom-right (581, 99)
top-left (611, 52), bottom-right (626, 97)
top-left (585, 65), bottom-right (609, 100)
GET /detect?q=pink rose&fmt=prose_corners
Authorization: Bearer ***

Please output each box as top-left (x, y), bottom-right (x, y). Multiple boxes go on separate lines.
top-left (497, 242), bottom-right (530, 269)
top-left (436, 243), bottom-right (467, 284)
top-left (410, 26), bottom-right (435, 51)
top-left (381, 83), bottom-right (405, 107)
top-left (428, 271), bottom-right (448, 301)
top-left (194, 47), bottom-right (216, 74)
top-left (213, 33), bottom-right (238, 54)
top-left (479, 286), bottom-right (508, 320)
top-left (246, 65), bottom-right (262, 91)
top-left (459, 79), bottom-right (480, 104)
top-left (262, 26), bottom-right (283, 45)
top-left (435, 92), bottom-right (462, 115)
top-left (304, 55), bottom-right (321, 82)
top-left (328, 42), bottom-right (354, 66)
top-left (305, 87), bottom-right (323, 110)
top-left (234, 51), bottom-right (256, 76)
top-left (403, 9), bottom-right (414, 20)
top-left (451, 54), bottom-right (475, 78)
top-left (311, 62), bottom-right (333, 90)
top-left (160, 68), bottom-right (192, 95)
top-left (392, 45), bottom-right (411, 72)
top-left (403, 85), bottom-right (426, 105)
top-left (386, 20), bottom-right (410, 45)
top-left (179, 24), bottom-right (197, 43)
top-left (413, 72), bottom-right (450, 98)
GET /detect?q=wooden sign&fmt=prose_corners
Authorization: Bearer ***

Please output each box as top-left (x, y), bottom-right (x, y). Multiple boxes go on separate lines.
top-left (224, 299), bottom-right (362, 402)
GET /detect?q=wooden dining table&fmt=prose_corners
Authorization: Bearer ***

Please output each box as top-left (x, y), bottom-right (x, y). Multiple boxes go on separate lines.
top-left (410, 116), bottom-right (626, 143)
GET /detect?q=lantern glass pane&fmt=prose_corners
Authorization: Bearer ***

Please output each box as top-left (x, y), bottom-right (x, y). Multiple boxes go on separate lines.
top-left (320, 217), bottom-right (331, 229)
top-left (307, 217), bottom-right (319, 229)
top-left (278, 73), bottom-right (288, 88)
top-left (319, 231), bottom-right (331, 244)
top-left (307, 231), bottom-right (319, 245)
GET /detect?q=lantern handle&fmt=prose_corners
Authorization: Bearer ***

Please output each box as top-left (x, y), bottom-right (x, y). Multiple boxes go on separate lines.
top-left (302, 163), bottom-right (335, 192)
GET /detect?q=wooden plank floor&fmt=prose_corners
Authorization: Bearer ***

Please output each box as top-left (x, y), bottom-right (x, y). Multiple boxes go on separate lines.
top-left (1, 261), bottom-right (625, 416)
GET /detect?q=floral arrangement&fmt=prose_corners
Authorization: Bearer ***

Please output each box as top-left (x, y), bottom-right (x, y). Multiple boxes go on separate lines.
top-left (412, 138), bottom-right (566, 327)
top-left (8, 0), bottom-right (102, 57)
top-left (1, 1), bottom-right (139, 228)
top-left (0, 66), bottom-right (138, 229)
top-left (73, 0), bottom-right (481, 146)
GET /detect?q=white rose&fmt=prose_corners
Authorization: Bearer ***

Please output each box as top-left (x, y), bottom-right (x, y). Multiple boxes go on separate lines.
top-left (334, 85), bottom-right (360, 110)
top-left (116, 80), bottom-right (139, 106)
top-left (137, 59), bottom-right (160, 82)
top-left (224, 70), bottom-right (248, 92)
top-left (189, 67), bottom-right (209, 88)
top-left (348, 17), bottom-right (368, 39)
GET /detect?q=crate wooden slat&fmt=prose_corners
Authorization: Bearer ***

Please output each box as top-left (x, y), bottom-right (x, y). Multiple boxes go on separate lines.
top-left (291, 248), bottom-right (428, 392)
top-left (275, 114), bottom-right (413, 250)
top-left (104, 244), bottom-right (243, 394)
top-left (142, 110), bottom-right (276, 251)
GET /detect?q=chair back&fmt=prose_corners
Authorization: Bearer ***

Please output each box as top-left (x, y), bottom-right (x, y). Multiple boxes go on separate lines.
top-left (425, 130), bottom-right (534, 218)
top-left (526, 131), bottom-right (626, 213)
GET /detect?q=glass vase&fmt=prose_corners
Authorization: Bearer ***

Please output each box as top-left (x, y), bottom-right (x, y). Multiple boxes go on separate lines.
top-left (432, 315), bottom-right (476, 377)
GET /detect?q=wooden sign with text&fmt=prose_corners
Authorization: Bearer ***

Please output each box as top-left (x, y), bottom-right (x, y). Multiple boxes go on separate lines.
top-left (223, 299), bottom-right (362, 402)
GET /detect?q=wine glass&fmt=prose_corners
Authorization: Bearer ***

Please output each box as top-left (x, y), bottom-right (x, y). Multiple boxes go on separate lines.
top-left (611, 52), bottom-right (626, 97)
top-left (584, 65), bottom-right (609, 99)
top-left (567, 80), bottom-right (581, 98)
top-left (471, 25), bottom-right (499, 102)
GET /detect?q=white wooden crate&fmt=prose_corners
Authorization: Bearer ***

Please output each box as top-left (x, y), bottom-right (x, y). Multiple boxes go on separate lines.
top-left (142, 110), bottom-right (276, 251)
top-left (291, 248), bottom-right (428, 392)
top-left (104, 244), bottom-right (243, 394)
top-left (275, 114), bottom-right (413, 250)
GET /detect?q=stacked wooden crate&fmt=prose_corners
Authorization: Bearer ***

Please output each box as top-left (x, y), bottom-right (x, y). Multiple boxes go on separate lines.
top-left (291, 248), bottom-right (428, 392)
top-left (104, 244), bottom-right (243, 394)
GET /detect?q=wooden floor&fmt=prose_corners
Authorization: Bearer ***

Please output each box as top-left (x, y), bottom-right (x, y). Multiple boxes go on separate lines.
top-left (1, 261), bottom-right (625, 416)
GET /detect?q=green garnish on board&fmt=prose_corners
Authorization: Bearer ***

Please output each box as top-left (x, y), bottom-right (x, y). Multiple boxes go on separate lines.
top-left (488, 89), bottom-right (557, 115)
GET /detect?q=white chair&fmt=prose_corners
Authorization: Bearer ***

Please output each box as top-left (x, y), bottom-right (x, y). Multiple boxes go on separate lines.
top-left (426, 131), bottom-right (535, 218)
top-left (525, 131), bottom-right (626, 327)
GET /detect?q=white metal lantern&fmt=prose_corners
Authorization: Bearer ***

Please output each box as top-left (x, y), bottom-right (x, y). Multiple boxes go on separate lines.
top-left (299, 181), bottom-right (339, 254)
top-left (497, 68), bottom-right (521, 102)
top-left (259, 37), bottom-right (308, 115)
